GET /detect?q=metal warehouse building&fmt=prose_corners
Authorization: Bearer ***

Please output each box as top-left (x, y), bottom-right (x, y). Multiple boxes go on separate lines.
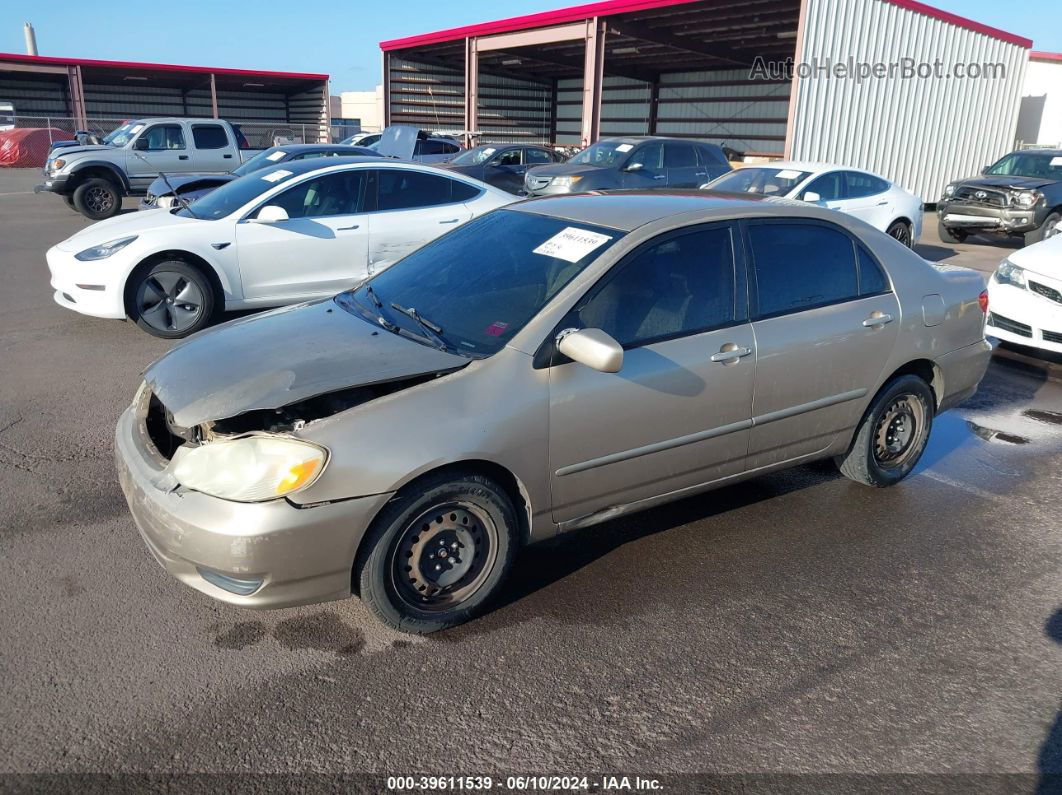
top-left (0, 53), bottom-right (331, 147)
top-left (379, 0), bottom-right (1032, 200)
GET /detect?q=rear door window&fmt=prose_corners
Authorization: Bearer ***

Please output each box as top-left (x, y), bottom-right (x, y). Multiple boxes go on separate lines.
top-left (748, 221), bottom-right (860, 317)
top-left (525, 148), bottom-right (553, 165)
top-left (192, 125), bottom-right (229, 150)
top-left (375, 169), bottom-right (455, 210)
top-left (845, 171), bottom-right (890, 198)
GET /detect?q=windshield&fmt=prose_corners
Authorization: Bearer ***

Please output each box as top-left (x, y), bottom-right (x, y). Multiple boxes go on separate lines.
top-left (102, 122), bottom-right (141, 147)
top-left (449, 146), bottom-right (501, 166)
top-left (705, 167), bottom-right (812, 196)
top-left (232, 147), bottom-right (286, 176)
top-left (175, 167), bottom-right (299, 220)
top-left (336, 210), bottom-right (624, 356)
top-left (984, 152), bottom-right (1062, 180)
top-left (568, 141), bottom-right (632, 168)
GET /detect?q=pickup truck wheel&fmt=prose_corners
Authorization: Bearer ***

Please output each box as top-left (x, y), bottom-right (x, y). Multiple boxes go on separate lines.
top-left (937, 220), bottom-right (967, 245)
top-left (1025, 212), bottom-right (1061, 247)
top-left (836, 375), bottom-right (934, 488)
top-left (72, 178), bottom-right (120, 220)
top-left (886, 220), bottom-right (913, 248)
top-left (62, 194), bottom-right (77, 211)
top-left (356, 470), bottom-right (518, 634)
top-left (129, 260), bottom-right (215, 339)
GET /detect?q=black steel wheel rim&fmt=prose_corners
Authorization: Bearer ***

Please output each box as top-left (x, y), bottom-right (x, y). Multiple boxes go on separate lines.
top-left (390, 502), bottom-right (498, 612)
top-left (136, 271), bottom-right (204, 333)
top-left (873, 394), bottom-right (926, 469)
top-left (85, 186), bottom-right (113, 214)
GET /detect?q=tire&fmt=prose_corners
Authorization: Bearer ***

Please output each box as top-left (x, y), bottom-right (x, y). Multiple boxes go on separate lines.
top-left (356, 470), bottom-right (519, 634)
top-left (886, 220), bottom-right (913, 248)
top-left (72, 177), bottom-right (121, 220)
top-left (836, 374), bottom-right (935, 488)
top-left (937, 220), bottom-right (967, 245)
top-left (62, 194), bottom-right (78, 212)
top-left (128, 259), bottom-right (215, 339)
top-left (1024, 211), bottom-right (1061, 248)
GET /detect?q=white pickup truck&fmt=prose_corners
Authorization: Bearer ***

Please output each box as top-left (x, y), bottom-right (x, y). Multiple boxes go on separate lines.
top-left (36, 117), bottom-right (259, 220)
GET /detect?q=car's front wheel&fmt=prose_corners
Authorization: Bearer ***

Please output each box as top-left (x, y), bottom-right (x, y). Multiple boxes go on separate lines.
top-left (1025, 211), bottom-right (1061, 247)
top-left (72, 177), bottom-right (121, 220)
top-left (357, 470), bottom-right (519, 634)
top-left (836, 375), bottom-right (935, 487)
top-left (128, 259), bottom-right (215, 339)
top-left (937, 221), bottom-right (967, 245)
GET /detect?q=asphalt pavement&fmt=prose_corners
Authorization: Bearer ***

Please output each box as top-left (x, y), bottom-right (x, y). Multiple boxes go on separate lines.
top-left (1, 169), bottom-right (1060, 791)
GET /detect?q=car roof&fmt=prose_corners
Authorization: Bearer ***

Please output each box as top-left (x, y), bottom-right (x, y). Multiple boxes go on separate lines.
top-left (252, 155), bottom-right (391, 176)
top-left (270, 143), bottom-right (374, 154)
top-left (509, 190), bottom-right (829, 232)
top-left (599, 136), bottom-right (721, 148)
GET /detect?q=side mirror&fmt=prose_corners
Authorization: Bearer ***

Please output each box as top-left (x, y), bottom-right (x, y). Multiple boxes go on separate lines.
top-left (557, 328), bottom-right (624, 373)
top-left (252, 205), bottom-right (289, 224)
top-left (802, 191), bottom-right (821, 203)
top-left (133, 137), bottom-right (150, 151)
top-left (624, 161), bottom-right (644, 173)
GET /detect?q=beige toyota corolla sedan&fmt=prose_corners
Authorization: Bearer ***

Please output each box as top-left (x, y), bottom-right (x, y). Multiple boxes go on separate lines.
top-left (116, 192), bottom-right (991, 633)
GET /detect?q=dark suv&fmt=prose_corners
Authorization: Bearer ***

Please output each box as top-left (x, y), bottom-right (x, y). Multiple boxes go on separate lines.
top-left (523, 137), bottom-right (731, 196)
top-left (937, 149), bottom-right (1062, 247)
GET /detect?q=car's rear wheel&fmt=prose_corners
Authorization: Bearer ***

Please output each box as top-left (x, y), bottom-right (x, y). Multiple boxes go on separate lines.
top-left (937, 221), bottom-right (967, 245)
top-left (128, 259), bottom-right (215, 339)
top-left (836, 375), bottom-right (934, 487)
top-left (886, 220), bottom-right (913, 248)
top-left (72, 177), bottom-right (121, 220)
top-left (357, 470), bottom-right (519, 634)
top-left (1025, 211), bottom-right (1061, 247)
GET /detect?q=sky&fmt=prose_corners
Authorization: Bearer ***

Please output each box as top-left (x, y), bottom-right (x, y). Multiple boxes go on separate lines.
top-left (0, 0), bottom-right (1058, 94)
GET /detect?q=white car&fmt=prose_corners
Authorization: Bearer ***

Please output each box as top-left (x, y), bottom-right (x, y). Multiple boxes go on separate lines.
top-left (986, 234), bottom-right (1062, 354)
top-left (702, 161), bottom-right (923, 247)
top-left (46, 158), bottom-right (515, 338)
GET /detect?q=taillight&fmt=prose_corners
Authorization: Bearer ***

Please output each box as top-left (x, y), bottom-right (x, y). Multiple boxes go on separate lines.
top-left (978, 290), bottom-right (989, 314)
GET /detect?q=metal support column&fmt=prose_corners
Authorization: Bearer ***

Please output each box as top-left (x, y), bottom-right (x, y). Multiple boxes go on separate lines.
top-left (464, 37), bottom-right (479, 148)
top-left (647, 78), bottom-right (659, 136)
top-left (580, 17), bottom-right (605, 147)
top-left (382, 52), bottom-right (392, 127)
top-left (209, 73), bottom-right (219, 119)
top-left (67, 65), bottom-right (87, 129)
top-left (548, 78), bottom-right (558, 145)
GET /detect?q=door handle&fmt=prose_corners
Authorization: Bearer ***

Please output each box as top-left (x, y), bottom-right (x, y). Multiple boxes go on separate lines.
top-left (439, 218), bottom-right (459, 224)
top-left (337, 224), bottom-right (360, 231)
top-left (223, 154), bottom-right (233, 159)
top-left (876, 199), bottom-right (888, 206)
top-left (710, 345), bottom-right (753, 363)
top-left (653, 175), bottom-right (666, 180)
top-left (178, 155), bottom-right (188, 160)
top-left (695, 171), bottom-right (707, 176)
top-left (863, 313), bottom-right (894, 328)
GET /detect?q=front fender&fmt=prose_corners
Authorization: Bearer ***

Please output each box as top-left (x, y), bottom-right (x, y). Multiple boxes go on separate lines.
top-left (67, 160), bottom-right (131, 193)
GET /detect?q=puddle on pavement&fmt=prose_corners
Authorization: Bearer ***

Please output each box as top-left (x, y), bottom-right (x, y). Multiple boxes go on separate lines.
top-left (1023, 409), bottom-right (1062, 426)
top-left (965, 421), bottom-right (1030, 446)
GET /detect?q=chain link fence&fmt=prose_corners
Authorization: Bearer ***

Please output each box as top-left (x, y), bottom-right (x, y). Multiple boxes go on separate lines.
top-left (0, 116), bottom-right (371, 168)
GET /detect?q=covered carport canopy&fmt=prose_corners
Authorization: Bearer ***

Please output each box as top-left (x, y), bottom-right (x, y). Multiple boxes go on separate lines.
top-left (380, 0), bottom-right (801, 154)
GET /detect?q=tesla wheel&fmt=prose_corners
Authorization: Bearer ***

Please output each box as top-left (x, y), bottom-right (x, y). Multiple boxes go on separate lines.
top-left (357, 470), bottom-right (519, 634)
top-left (886, 220), bottom-right (913, 248)
top-left (129, 259), bottom-right (215, 339)
top-left (937, 221), bottom-right (967, 245)
top-left (72, 178), bottom-right (121, 221)
top-left (836, 375), bottom-right (934, 488)
top-left (1025, 211), bottom-right (1061, 247)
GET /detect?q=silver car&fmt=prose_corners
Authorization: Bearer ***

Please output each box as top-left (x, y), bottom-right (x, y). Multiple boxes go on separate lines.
top-left (116, 192), bottom-right (991, 633)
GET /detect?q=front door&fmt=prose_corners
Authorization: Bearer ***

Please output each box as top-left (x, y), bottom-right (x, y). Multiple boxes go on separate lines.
top-left (619, 141), bottom-right (668, 189)
top-left (127, 124), bottom-right (189, 189)
top-left (487, 148), bottom-right (526, 193)
top-left (365, 168), bottom-right (475, 275)
top-left (744, 219), bottom-right (901, 470)
top-left (235, 169), bottom-right (371, 301)
top-left (548, 223), bottom-right (755, 525)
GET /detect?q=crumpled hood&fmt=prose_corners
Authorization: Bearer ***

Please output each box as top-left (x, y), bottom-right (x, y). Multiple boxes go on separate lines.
top-left (953, 175), bottom-right (1056, 191)
top-left (145, 299), bottom-right (469, 427)
top-left (146, 173), bottom-right (235, 196)
top-left (54, 208), bottom-right (198, 251)
top-left (525, 163), bottom-right (604, 180)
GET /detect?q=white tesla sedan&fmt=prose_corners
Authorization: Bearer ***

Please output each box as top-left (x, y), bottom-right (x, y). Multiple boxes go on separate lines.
top-left (986, 234), bottom-right (1062, 354)
top-left (702, 161), bottom-right (923, 247)
top-left (46, 158), bottom-right (515, 337)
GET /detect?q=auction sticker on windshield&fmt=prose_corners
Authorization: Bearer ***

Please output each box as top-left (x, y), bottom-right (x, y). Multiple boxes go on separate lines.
top-left (533, 227), bottom-right (612, 263)
top-left (262, 169), bottom-right (293, 183)
top-left (776, 169), bottom-right (803, 180)
top-left (615, 143), bottom-right (633, 153)
top-left (266, 151), bottom-right (286, 162)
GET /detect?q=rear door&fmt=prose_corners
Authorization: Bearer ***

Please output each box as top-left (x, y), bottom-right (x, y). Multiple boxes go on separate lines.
top-left (365, 168), bottom-right (476, 274)
top-left (234, 168), bottom-right (371, 300)
top-left (548, 222), bottom-right (755, 524)
top-left (664, 141), bottom-right (702, 187)
top-left (744, 219), bottom-right (900, 470)
top-left (841, 171), bottom-right (894, 231)
top-left (190, 123), bottom-right (237, 172)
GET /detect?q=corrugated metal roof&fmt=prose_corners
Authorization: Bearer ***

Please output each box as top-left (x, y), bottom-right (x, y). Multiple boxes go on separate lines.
top-left (0, 52), bottom-right (327, 81)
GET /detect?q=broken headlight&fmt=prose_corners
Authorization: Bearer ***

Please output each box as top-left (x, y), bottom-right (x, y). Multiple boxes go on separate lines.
top-left (169, 436), bottom-right (328, 502)
top-left (74, 236), bottom-right (138, 261)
